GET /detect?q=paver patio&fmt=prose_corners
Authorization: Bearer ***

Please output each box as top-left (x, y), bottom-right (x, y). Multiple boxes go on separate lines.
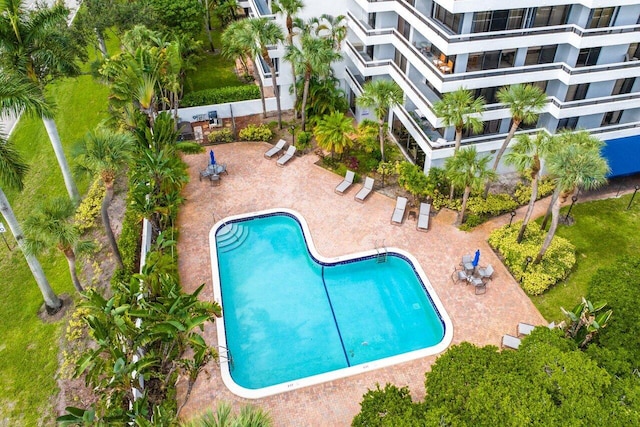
top-left (176, 142), bottom-right (546, 425)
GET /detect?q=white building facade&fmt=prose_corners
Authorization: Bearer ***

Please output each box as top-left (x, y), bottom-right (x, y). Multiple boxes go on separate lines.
top-left (241, 0), bottom-right (640, 177)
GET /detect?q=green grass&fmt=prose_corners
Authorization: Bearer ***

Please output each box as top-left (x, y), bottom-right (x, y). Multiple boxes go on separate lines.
top-left (531, 194), bottom-right (640, 322)
top-left (0, 55), bottom-right (110, 425)
top-left (184, 18), bottom-right (245, 93)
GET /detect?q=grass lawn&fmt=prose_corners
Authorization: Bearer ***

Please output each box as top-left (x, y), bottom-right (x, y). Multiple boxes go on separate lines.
top-left (184, 18), bottom-right (245, 94)
top-left (0, 59), bottom-right (110, 424)
top-left (531, 193), bottom-right (640, 322)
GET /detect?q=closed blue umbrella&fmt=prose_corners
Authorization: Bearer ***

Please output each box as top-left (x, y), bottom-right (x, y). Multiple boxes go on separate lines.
top-left (209, 149), bottom-right (216, 165)
top-left (472, 249), bottom-right (480, 267)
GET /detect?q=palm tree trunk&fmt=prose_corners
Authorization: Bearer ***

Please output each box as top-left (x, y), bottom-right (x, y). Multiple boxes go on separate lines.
top-left (456, 186), bottom-right (471, 225)
top-left (203, 0), bottom-right (215, 51)
top-left (0, 189), bottom-right (62, 313)
top-left (541, 186), bottom-right (560, 230)
top-left (378, 120), bottom-right (385, 162)
top-left (102, 181), bottom-right (124, 269)
top-left (253, 59), bottom-right (267, 118)
top-left (42, 117), bottom-right (80, 204)
top-left (516, 174), bottom-right (539, 243)
top-left (95, 28), bottom-right (108, 58)
top-left (454, 129), bottom-right (462, 152)
top-left (535, 191), bottom-right (561, 264)
top-left (484, 121), bottom-right (520, 198)
top-left (268, 62), bottom-right (282, 129)
top-left (301, 74), bottom-right (311, 131)
top-left (63, 247), bottom-right (83, 293)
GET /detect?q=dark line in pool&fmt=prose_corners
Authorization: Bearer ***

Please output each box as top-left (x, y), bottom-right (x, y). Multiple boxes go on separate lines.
top-left (320, 265), bottom-right (351, 367)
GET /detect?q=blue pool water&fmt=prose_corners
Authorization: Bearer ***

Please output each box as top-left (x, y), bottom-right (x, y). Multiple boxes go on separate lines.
top-left (215, 213), bottom-right (446, 391)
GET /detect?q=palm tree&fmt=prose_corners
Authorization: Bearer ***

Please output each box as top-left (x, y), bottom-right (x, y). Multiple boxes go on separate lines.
top-left (433, 87), bottom-right (485, 153)
top-left (180, 402), bottom-right (272, 427)
top-left (285, 35), bottom-right (341, 131)
top-left (0, 131), bottom-right (62, 313)
top-left (272, 0), bottom-right (304, 117)
top-left (24, 197), bottom-right (93, 294)
top-left (313, 112), bottom-right (354, 158)
top-left (311, 14), bottom-right (348, 50)
top-left (485, 84), bottom-right (547, 196)
top-left (356, 79), bottom-right (403, 161)
top-left (0, 0), bottom-right (85, 203)
top-left (445, 147), bottom-right (497, 226)
top-left (75, 129), bottom-right (134, 269)
top-left (504, 131), bottom-right (554, 243)
top-left (535, 132), bottom-right (608, 264)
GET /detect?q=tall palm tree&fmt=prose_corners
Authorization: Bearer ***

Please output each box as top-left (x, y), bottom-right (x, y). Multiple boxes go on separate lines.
top-left (272, 0), bottom-right (304, 117)
top-left (0, 0), bottom-right (86, 203)
top-left (313, 112), bottom-right (354, 158)
top-left (356, 79), bottom-right (403, 161)
top-left (485, 84), bottom-right (547, 197)
top-left (311, 14), bottom-right (347, 50)
top-left (285, 35), bottom-right (341, 131)
top-left (0, 131), bottom-right (62, 313)
top-left (445, 147), bottom-right (497, 226)
top-left (24, 197), bottom-right (93, 294)
top-left (75, 129), bottom-right (134, 269)
top-left (535, 132), bottom-right (608, 264)
top-left (504, 131), bottom-right (554, 243)
top-left (433, 87), bottom-right (485, 153)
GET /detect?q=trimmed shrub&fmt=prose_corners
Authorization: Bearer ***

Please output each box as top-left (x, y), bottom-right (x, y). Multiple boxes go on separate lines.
top-left (238, 124), bottom-right (273, 142)
top-left (295, 131), bottom-right (312, 152)
top-left (489, 222), bottom-right (575, 295)
top-left (207, 128), bottom-right (234, 143)
top-left (514, 177), bottom-right (555, 205)
top-left (181, 85), bottom-right (260, 107)
top-left (111, 191), bottom-right (142, 286)
top-left (75, 179), bottom-right (105, 233)
top-left (467, 193), bottom-right (519, 217)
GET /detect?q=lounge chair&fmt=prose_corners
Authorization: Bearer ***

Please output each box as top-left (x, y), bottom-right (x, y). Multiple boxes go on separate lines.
top-left (517, 323), bottom-right (536, 336)
top-left (354, 177), bottom-right (374, 202)
top-left (265, 139), bottom-right (286, 159)
top-left (335, 170), bottom-right (355, 194)
top-left (478, 264), bottom-right (494, 281)
top-left (391, 197), bottom-right (408, 225)
top-left (277, 146), bottom-right (296, 166)
top-left (502, 334), bottom-right (521, 350)
top-left (417, 203), bottom-right (431, 231)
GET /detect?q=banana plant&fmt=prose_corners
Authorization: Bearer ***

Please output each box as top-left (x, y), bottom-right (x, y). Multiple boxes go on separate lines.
top-left (561, 297), bottom-right (613, 348)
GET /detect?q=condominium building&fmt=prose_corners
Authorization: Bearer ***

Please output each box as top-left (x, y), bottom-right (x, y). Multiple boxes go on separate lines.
top-left (241, 1), bottom-right (640, 177)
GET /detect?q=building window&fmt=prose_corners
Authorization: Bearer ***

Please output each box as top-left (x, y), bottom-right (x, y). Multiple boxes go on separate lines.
top-left (474, 86), bottom-right (501, 104)
top-left (472, 9), bottom-right (525, 33)
top-left (576, 47), bottom-right (601, 67)
top-left (531, 80), bottom-right (549, 93)
top-left (398, 15), bottom-right (411, 39)
top-left (565, 83), bottom-right (590, 101)
top-left (433, 4), bottom-right (462, 33)
top-left (368, 13), bottom-right (376, 28)
top-left (557, 117), bottom-right (579, 130)
top-left (627, 43), bottom-right (640, 60)
top-left (588, 7), bottom-right (616, 29)
top-left (602, 111), bottom-right (622, 125)
top-left (462, 119), bottom-right (501, 137)
top-left (467, 49), bottom-right (516, 71)
top-left (524, 45), bottom-right (557, 65)
top-left (530, 6), bottom-right (570, 27)
top-left (612, 78), bottom-right (635, 95)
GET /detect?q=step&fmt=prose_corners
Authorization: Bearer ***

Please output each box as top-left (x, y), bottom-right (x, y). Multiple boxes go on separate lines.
top-left (217, 223), bottom-right (243, 248)
top-left (218, 225), bottom-right (250, 253)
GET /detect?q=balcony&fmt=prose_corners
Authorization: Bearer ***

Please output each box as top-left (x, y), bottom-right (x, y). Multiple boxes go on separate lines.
top-left (246, 0), bottom-right (275, 19)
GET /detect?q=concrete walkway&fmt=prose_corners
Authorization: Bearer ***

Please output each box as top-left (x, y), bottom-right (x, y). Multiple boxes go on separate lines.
top-left (175, 142), bottom-right (557, 425)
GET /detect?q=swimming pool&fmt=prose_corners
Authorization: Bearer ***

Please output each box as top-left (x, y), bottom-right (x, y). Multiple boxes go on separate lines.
top-left (210, 209), bottom-right (453, 398)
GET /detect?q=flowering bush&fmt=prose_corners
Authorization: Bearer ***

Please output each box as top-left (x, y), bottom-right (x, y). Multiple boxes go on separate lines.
top-left (238, 124), bottom-right (273, 142)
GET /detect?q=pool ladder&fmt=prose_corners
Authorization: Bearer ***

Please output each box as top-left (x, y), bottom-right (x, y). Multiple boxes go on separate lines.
top-left (374, 239), bottom-right (387, 263)
top-left (217, 346), bottom-right (233, 369)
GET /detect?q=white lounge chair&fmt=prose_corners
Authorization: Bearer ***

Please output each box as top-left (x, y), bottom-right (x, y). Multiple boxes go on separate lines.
top-left (502, 334), bottom-right (521, 350)
top-left (265, 139), bottom-right (286, 159)
top-left (517, 323), bottom-right (536, 336)
top-left (391, 197), bottom-right (408, 224)
top-left (478, 264), bottom-right (494, 281)
top-left (335, 170), bottom-right (355, 194)
top-left (354, 177), bottom-right (374, 202)
top-left (417, 203), bottom-right (431, 231)
top-left (277, 146), bottom-right (296, 166)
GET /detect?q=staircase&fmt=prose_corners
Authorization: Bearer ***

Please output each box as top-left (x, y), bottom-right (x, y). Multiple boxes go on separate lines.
top-left (217, 223), bottom-right (250, 253)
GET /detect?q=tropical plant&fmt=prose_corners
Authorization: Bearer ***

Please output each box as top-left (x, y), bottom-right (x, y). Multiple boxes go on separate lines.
top-left (377, 161), bottom-right (397, 188)
top-left (285, 34), bottom-right (341, 131)
top-left (272, 0), bottom-right (304, 116)
top-left (535, 131), bottom-right (608, 263)
top-left (504, 131), bottom-right (554, 243)
top-left (561, 298), bottom-right (613, 349)
top-left (301, 75), bottom-right (348, 119)
top-left (490, 84), bottom-right (547, 174)
top-left (181, 402), bottom-right (273, 427)
top-left (0, 0), bottom-right (87, 202)
top-left (397, 162), bottom-right (430, 204)
top-left (433, 87), bottom-right (485, 153)
top-left (313, 112), bottom-right (354, 158)
top-left (445, 147), bottom-right (497, 226)
top-left (75, 129), bottom-right (135, 269)
top-left (23, 197), bottom-right (94, 294)
top-left (311, 14), bottom-right (347, 50)
top-left (0, 131), bottom-right (62, 313)
top-left (356, 79), bottom-right (403, 161)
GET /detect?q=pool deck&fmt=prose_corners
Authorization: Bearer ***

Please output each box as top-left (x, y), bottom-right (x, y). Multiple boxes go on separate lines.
top-left (176, 142), bottom-right (546, 425)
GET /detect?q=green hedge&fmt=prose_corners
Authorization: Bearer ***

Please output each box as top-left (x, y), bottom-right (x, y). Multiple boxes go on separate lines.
top-left (111, 189), bottom-right (142, 286)
top-left (514, 177), bottom-right (555, 205)
top-left (181, 85), bottom-right (261, 107)
top-left (489, 222), bottom-right (575, 295)
top-left (238, 124), bottom-right (273, 142)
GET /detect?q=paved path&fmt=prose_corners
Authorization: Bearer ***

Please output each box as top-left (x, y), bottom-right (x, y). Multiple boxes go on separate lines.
top-left (175, 143), bottom-right (549, 426)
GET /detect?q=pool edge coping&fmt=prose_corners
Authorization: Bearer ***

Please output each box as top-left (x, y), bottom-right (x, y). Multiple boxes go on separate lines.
top-left (208, 208), bottom-right (454, 399)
